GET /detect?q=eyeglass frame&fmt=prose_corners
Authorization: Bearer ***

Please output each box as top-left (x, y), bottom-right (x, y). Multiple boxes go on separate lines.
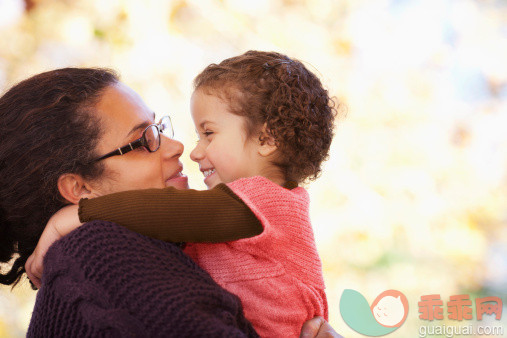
top-left (93, 115), bottom-right (174, 162)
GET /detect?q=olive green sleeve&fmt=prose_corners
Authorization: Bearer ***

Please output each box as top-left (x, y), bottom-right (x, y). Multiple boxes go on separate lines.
top-left (78, 184), bottom-right (263, 243)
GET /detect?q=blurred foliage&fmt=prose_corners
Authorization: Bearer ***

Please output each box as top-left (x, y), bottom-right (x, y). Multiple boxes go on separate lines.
top-left (1, 0), bottom-right (506, 336)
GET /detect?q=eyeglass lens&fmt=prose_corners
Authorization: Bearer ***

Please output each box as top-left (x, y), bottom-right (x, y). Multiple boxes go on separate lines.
top-left (144, 125), bottom-right (160, 152)
top-left (160, 116), bottom-right (173, 137)
top-left (141, 116), bottom-right (173, 152)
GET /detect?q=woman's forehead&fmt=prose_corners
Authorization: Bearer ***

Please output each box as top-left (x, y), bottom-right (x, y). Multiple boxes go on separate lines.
top-left (97, 83), bottom-right (153, 125)
top-left (94, 82), bottom-right (154, 147)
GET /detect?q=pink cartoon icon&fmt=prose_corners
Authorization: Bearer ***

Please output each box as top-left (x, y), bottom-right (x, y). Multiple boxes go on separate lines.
top-left (370, 290), bottom-right (409, 327)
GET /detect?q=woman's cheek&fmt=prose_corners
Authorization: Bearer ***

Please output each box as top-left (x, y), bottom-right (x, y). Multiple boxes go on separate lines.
top-left (127, 162), bottom-right (160, 189)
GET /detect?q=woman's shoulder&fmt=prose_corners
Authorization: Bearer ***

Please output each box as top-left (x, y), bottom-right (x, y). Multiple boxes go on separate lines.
top-left (53, 220), bottom-right (180, 255)
top-left (45, 220), bottom-right (196, 277)
top-left (35, 220), bottom-right (258, 337)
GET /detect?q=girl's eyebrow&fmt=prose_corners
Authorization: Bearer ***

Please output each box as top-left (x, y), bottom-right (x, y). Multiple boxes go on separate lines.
top-left (199, 120), bottom-right (215, 129)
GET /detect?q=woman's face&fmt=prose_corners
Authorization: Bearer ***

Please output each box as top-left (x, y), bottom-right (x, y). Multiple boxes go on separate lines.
top-left (89, 82), bottom-right (188, 196)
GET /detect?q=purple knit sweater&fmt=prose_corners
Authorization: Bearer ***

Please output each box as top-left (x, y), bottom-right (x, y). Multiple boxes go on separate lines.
top-left (28, 220), bottom-right (259, 337)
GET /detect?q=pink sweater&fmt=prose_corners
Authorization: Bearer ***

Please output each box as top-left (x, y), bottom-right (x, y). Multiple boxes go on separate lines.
top-left (184, 176), bottom-right (327, 337)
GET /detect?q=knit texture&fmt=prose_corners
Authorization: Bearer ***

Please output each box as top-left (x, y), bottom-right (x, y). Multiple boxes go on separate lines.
top-left (184, 176), bottom-right (327, 338)
top-left (28, 220), bottom-right (258, 338)
top-left (78, 184), bottom-right (263, 243)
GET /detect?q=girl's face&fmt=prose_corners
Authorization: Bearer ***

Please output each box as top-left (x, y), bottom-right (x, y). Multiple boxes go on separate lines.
top-left (189, 89), bottom-right (266, 189)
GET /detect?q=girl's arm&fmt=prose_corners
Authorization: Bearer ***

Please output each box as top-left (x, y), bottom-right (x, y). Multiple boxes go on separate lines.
top-left (79, 183), bottom-right (262, 243)
top-left (26, 184), bottom-right (262, 288)
top-left (25, 204), bottom-right (81, 289)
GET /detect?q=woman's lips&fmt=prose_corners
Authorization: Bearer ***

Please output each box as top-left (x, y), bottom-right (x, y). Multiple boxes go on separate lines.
top-left (165, 171), bottom-right (188, 189)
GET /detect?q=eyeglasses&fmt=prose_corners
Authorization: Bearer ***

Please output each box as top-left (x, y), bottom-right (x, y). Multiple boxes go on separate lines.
top-left (94, 115), bottom-right (174, 162)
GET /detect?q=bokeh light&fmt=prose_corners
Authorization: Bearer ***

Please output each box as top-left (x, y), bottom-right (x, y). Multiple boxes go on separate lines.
top-left (1, 0), bottom-right (506, 336)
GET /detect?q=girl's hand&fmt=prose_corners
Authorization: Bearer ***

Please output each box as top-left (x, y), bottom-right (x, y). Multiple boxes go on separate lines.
top-left (25, 204), bottom-right (82, 288)
top-left (300, 317), bottom-right (343, 338)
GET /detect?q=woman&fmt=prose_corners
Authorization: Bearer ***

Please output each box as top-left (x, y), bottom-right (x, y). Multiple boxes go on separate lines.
top-left (0, 68), bottom-right (339, 337)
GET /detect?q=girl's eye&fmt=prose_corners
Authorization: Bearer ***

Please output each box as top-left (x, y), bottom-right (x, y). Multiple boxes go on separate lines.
top-left (203, 131), bottom-right (213, 137)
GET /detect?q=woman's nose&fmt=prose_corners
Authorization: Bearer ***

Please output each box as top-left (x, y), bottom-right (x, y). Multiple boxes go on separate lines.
top-left (190, 142), bottom-right (204, 162)
top-left (159, 135), bottom-right (184, 160)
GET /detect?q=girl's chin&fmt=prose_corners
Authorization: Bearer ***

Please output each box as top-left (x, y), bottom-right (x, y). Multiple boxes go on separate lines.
top-left (205, 181), bottom-right (218, 189)
top-left (204, 173), bottom-right (221, 189)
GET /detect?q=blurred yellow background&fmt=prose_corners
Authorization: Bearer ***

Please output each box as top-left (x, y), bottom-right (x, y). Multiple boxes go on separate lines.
top-left (1, 0), bottom-right (506, 337)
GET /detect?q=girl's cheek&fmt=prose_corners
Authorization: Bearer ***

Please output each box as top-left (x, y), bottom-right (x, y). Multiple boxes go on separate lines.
top-left (205, 144), bottom-right (217, 161)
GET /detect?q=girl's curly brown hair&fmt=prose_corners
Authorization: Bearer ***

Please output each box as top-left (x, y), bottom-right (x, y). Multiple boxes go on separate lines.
top-left (193, 50), bottom-right (337, 183)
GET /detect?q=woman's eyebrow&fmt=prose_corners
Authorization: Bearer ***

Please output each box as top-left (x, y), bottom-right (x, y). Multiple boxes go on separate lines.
top-left (125, 112), bottom-right (156, 139)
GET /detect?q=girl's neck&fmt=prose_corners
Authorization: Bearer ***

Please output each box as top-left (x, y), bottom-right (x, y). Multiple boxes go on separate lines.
top-left (268, 175), bottom-right (286, 187)
top-left (259, 166), bottom-right (287, 187)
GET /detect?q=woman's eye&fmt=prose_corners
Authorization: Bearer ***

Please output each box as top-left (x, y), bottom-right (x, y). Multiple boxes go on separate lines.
top-left (203, 131), bottom-right (213, 136)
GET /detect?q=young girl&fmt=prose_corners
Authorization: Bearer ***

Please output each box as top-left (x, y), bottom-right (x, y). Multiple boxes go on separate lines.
top-left (27, 51), bottom-right (337, 337)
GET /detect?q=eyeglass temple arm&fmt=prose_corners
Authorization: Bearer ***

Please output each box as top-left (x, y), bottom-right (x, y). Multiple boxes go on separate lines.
top-left (95, 139), bottom-right (144, 162)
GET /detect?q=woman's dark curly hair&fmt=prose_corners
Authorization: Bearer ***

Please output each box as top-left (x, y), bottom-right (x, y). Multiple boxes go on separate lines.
top-left (193, 50), bottom-right (337, 183)
top-left (0, 68), bottom-right (118, 288)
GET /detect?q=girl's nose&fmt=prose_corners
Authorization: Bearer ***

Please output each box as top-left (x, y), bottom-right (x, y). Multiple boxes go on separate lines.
top-left (190, 142), bottom-right (204, 162)
top-left (160, 135), bottom-right (184, 160)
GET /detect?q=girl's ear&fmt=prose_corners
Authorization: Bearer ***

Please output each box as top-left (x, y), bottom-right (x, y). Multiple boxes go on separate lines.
top-left (258, 123), bottom-right (277, 157)
top-left (57, 174), bottom-right (96, 204)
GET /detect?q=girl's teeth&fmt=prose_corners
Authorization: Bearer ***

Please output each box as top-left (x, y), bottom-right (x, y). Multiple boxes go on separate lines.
top-left (204, 169), bottom-right (216, 178)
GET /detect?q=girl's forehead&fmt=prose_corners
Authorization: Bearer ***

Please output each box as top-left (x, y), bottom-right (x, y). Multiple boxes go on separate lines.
top-left (191, 90), bottom-right (229, 113)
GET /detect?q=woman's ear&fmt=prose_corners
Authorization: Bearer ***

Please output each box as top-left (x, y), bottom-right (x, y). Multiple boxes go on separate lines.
top-left (57, 174), bottom-right (95, 204)
top-left (257, 123), bottom-right (277, 157)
